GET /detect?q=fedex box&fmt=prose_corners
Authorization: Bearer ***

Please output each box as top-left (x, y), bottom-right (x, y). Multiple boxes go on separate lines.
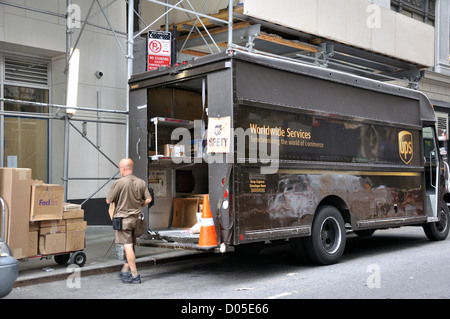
top-left (30, 184), bottom-right (64, 221)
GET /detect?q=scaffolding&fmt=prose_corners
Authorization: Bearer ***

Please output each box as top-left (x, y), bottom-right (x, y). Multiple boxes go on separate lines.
top-left (0, 0), bottom-right (237, 203)
top-left (0, 0), bottom-right (424, 204)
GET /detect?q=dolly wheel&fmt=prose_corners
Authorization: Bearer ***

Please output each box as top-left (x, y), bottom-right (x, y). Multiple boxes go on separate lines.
top-left (54, 253), bottom-right (70, 265)
top-left (70, 251), bottom-right (87, 267)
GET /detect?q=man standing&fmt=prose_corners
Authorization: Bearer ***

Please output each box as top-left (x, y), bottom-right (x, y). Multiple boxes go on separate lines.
top-left (106, 158), bottom-right (152, 284)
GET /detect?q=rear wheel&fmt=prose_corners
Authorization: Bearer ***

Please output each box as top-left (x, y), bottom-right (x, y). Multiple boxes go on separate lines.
top-left (54, 253), bottom-right (70, 265)
top-left (423, 201), bottom-right (450, 241)
top-left (304, 205), bottom-right (346, 265)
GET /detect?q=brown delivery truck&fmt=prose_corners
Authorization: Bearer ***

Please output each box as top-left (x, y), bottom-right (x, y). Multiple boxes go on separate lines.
top-left (128, 50), bottom-right (449, 265)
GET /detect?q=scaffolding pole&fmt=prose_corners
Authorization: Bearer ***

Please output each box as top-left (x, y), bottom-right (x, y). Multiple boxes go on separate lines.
top-left (126, 0), bottom-right (134, 158)
top-left (1, 0), bottom-right (239, 203)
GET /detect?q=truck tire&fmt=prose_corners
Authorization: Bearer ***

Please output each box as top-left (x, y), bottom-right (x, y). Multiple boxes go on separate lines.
top-left (423, 201), bottom-right (450, 241)
top-left (304, 205), bottom-right (346, 265)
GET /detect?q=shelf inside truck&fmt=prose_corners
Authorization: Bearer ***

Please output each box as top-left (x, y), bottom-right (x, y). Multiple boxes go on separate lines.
top-left (150, 117), bottom-right (194, 128)
top-left (149, 117), bottom-right (199, 160)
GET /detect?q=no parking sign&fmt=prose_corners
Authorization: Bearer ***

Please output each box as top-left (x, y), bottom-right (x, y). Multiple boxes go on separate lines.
top-left (147, 31), bottom-right (171, 71)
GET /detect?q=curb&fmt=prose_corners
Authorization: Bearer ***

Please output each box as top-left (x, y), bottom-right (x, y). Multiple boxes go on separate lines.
top-left (13, 250), bottom-right (207, 288)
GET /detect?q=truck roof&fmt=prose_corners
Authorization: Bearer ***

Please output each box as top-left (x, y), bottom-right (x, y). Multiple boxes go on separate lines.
top-left (130, 50), bottom-right (435, 128)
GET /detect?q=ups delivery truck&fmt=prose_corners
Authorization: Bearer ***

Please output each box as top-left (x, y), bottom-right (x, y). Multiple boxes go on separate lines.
top-left (128, 50), bottom-right (449, 265)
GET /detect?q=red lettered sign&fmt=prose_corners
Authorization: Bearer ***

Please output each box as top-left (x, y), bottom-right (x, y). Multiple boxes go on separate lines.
top-left (148, 32), bottom-right (171, 71)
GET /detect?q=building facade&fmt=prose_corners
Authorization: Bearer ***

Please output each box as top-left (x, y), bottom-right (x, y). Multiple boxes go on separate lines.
top-left (0, 1), bottom-right (128, 223)
top-left (1, 0), bottom-right (449, 224)
top-left (141, 0), bottom-right (450, 150)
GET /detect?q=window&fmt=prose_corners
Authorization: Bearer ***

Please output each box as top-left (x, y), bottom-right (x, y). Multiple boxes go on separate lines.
top-left (1, 54), bottom-right (50, 182)
top-left (391, 0), bottom-right (436, 25)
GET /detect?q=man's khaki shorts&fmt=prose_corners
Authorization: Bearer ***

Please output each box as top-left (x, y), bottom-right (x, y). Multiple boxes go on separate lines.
top-left (115, 215), bottom-right (138, 245)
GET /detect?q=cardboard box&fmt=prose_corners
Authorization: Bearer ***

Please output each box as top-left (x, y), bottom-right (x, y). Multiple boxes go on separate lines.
top-left (0, 168), bottom-right (32, 259)
top-left (163, 144), bottom-right (174, 157)
top-left (65, 218), bottom-right (87, 231)
top-left (40, 219), bottom-right (65, 228)
top-left (163, 144), bottom-right (185, 157)
top-left (29, 222), bottom-right (39, 232)
top-left (172, 198), bottom-right (201, 228)
top-left (39, 233), bottom-right (66, 255)
top-left (28, 231), bottom-right (38, 256)
top-left (66, 230), bottom-right (85, 251)
top-left (63, 203), bottom-right (82, 211)
top-left (62, 209), bottom-right (84, 220)
top-left (30, 183), bottom-right (64, 221)
top-left (39, 225), bottom-right (66, 235)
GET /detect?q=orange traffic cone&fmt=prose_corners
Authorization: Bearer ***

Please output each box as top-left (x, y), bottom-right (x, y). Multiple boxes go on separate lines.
top-left (198, 194), bottom-right (217, 248)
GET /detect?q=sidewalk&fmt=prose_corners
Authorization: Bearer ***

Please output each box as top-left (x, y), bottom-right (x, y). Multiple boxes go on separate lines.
top-left (14, 226), bottom-right (203, 287)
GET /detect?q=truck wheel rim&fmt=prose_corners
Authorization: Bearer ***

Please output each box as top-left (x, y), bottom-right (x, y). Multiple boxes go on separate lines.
top-left (437, 208), bottom-right (448, 233)
top-left (320, 217), bottom-right (341, 254)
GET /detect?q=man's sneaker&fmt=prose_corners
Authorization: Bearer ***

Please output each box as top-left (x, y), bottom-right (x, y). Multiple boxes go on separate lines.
top-left (122, 274), bottom-right (141, 284)
top-left (119, 271), bottom-right (129, 280)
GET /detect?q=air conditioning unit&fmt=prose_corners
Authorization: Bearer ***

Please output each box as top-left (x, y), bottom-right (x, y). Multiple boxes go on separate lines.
top-left (435, 111), bottom-right (449, 141)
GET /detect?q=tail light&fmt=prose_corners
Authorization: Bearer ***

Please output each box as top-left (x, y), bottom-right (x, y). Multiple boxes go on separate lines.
top-left (221, 178), bottom-right (229, 209)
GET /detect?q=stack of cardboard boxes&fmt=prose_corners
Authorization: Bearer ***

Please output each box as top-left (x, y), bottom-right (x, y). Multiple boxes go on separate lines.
top-left (32, 203), bottom-right (86, 255)
top-left (0, 168), bottom-right (86, 259)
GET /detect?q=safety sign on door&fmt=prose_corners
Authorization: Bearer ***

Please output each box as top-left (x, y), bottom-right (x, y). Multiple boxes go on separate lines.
top-left (147, 31), bottom-right (171, 71)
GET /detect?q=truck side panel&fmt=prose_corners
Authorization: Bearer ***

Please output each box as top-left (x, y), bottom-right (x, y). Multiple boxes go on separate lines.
top-left (234, 59), bottom-right (422, 128)
top-left (236, 168), bottom-right (425, 242)
top-left (234, 104), bottom-right (426, 243)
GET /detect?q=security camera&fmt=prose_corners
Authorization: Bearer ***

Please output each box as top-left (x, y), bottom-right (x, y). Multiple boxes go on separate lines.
top-left (95, 71), bottom-right (103, 79)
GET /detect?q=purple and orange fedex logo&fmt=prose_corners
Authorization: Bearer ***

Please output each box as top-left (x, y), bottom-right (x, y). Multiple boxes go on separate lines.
top-left (39, 199), bottom-right (58, 206)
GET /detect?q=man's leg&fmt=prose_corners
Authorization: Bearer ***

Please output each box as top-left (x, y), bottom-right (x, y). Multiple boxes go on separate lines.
top-left (122, 243), bottom-right (140, 283)
top-left (120, 218), bottom-right (141, 283)
top-left (123, 243), bottom-right (137, 276)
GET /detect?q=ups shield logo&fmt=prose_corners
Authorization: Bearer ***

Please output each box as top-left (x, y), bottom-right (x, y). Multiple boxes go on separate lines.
top-left (398, 131), bottom-right (413, 165)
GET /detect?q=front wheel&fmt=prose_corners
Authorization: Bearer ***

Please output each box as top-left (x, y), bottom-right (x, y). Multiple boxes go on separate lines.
top-left (70, 251), bottom-right (87, 267)
top-left (423, 201), bottom-right (450, 241)
top-left (304, 205), bottom-right (346, 265)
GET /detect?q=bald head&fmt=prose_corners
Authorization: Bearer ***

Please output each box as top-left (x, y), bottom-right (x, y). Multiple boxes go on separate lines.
top-left (119, 158), bottom-right (134, 176)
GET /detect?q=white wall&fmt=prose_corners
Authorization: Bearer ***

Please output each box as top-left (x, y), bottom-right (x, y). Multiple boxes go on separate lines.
top-left (139, 0), bottom-right (434, 67)
top-left (243, 0), bottom-right (435, 67)
top-left (140, 0), bottom-right (238, 31)
top-left (0, 0), bottom-right (128, 200)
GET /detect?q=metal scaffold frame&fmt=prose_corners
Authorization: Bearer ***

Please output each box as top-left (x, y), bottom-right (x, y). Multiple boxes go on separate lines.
top-left (0, 0), bottom-right (134, 203)
top-left (0, 0), bottom-right (422, 204)
top-left (0, 0), bottom-right (236, 203)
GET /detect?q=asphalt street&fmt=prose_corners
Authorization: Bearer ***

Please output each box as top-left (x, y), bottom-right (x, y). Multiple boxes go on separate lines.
top-left (5, 226), bottom-right (450, 300)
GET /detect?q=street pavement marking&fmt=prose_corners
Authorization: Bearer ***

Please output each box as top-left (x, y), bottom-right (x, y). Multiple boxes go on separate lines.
top-left (266, 292), bottom-right (293, 299)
